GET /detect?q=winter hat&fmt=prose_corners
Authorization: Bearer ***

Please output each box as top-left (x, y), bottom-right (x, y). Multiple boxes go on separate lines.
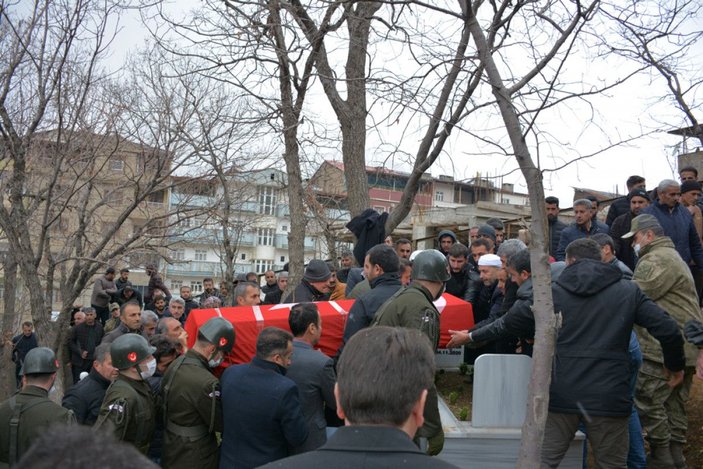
top-left (681, 180), bottom-right (702, 194)
top-left (627, 188), bottom-right (650, 201)
top-left (436, 230), bottom-right (457, 243)
top-left (477, 224), bottom-right (496, 242)
top-left (304, 260), bottom-right (332, 282)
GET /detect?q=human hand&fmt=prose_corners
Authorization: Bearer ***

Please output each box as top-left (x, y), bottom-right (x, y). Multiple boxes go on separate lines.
top-left (664, 368), bottom-right (684, 388)
top-left (81, 350), bottom-right (88, 359)
top-left (447, 330), bottom-right (470, 349)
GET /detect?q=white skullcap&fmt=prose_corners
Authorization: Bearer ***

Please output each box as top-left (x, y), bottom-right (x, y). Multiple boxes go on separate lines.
top-left (477, 253), bottom-right (502, 267)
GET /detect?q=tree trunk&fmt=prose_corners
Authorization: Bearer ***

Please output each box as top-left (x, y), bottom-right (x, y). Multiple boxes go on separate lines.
top-left (0, 252), bottom-right (19, 400)
top-left (340, 113), bottom-right (370, 217)
top-left (466, 8), bottom-right (558, 467)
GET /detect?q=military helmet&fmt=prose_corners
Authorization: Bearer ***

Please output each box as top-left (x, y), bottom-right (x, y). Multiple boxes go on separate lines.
top-left (411, 249), bottom-right (451, 282)
top-left (111, 333), bottom-right (156, 370)
top-left (199, 317), bottom-right (235, 352)
top-left (21, 347), bottom-right (60, 375)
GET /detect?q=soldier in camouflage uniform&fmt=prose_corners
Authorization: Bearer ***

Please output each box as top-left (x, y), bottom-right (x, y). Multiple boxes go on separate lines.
top-left (0, 347), bottom-right (75, 467)
top-left (372, 249), bottom-right (450, 456)
top-left (160, 317), bottom-right (234, 469)
top-left (623, 214), bottom-right (703, 468)
top-left (95, 333), bottom-right (157, 455)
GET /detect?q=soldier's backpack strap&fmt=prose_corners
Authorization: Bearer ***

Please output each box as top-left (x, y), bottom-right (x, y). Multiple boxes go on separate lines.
top-left (161, 354), bottom-right (188, 427)
top-left (370, 286), bottom-right (407, 327)
top-left (8, 396), bottom-right (50, 468)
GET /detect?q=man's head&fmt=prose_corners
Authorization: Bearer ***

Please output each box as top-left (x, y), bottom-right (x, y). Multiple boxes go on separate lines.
top-left (105, 267), bottom-right (116, 281)
top-left (626, 175), bottom-right (646, 191)
top-left (303, 260), bottom-right (332, 293)
top-left (627, 188), bottom-right (650, 216)
top-left (180, 285), bottom-right (192, 301)
top-left (288, 303), bottom-right (322, 346)
top-left (336, 327), bottom-right (434, 436)
top-left (364, 244), bottom-right (400, 282)
top-left (122, 285), bottom-right (134, 299)
top-left (545, 196), bottom-right (560, 221)
top-left (340, 250), bottom-right (354, 268)
top-left (195, 317), bottom-right (235, 367)
top-left (119, 268), bottom-right (129, 282)
top-left (572, 199), bottom-right (593, 227)
top-left (246, 272), bottom-right (257, 283)
top-left (121, 303), bottom-right (142, 331)
top-left (437, 230), bottom-right (457, 253)
top-left (255, 327), bottom-right (293, 368)
top-left (149, 334), bottom-right (179, 375)
top-left (264, 270), bottom-right (277, 287)
top-left (326, 263), bottom-right (338, 291)
top-left (234, 282), bottom-right (261, 306)
top-left (82, 306), bottom-right (97, 326)
top-left (680, 180), bottom-right (702, 207)
top-left (22, 321), bottom-right (33, 336)
top-left (564, 238), bottom-right (602, 265)
top-left (679, 166), bottom-right (698, 183)
top-left (22, 347), bottom-right (60, 391)
top-left (506, 249), bottom-right (531, 286)
top-left (277, 271), bottom-right (289, 291)
top-left (399, 259), bottom-right (412, 287)
top-left (203, 277), bottom-right (214, 292)
top-left (476, 224), bottom-right (497, 245)
top-left (395, 238), bottom-right (412, 259)
top-left (485, 218), bottom-right (504, 245)
top-left (621, 214), bottom-right (664, 252)
top-left (470, 238), bottom-right (493, 265)
top-left (168, 298), bottom-right (185, 320)
top-left (585, 196), bottom-right (599, 218)
top-left (384, 235), bottom-right (393, 246)
top-left (73, 311), bottom-right (86, 326)
top-left (153, 295), bottom-right (166, 311)
top-left (93, 343), bottom-right (118, 381)
top-left (145, 264), bottom-right (156, 277)
top-left (469, 226), bottom-right (479, 243)
top-left (141, 310), bottom-right (158, 338)
top-left (447, 243), bottom-right (469, 273)
top-left (591, 233), bottom-right (617, 263)
top-left (477, 254), bottom-right (502, 286)
top-left (156, 317), bottom-right (187, 345)
top-left (657, 179), bottom-right (681, 209)
top-left (109, 303), bottom-right (120, 318)
top-left (496, 239), bottom-right (527, 267)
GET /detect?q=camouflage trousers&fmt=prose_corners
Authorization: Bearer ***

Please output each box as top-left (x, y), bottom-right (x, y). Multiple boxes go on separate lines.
top-left (634, 360), bottom-right (694, 447)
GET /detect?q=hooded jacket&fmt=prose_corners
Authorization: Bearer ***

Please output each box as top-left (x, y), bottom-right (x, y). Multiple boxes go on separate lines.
top-left (633, 236), bottom-right (703, 366)
top-left (436, 230), bottom-right (457, 255)
top-left (341, 272), bottom-right (402, 344)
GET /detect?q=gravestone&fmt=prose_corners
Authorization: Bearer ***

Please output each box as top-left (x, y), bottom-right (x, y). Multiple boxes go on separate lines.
top-left (472, 354), bottom-right (531, 427)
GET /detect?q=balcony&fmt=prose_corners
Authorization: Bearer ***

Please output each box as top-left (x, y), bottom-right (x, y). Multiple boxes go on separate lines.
top-left (167, 260), bottom-right (221, 276)
top-left (276, 204), bottom-right (290, 218)
top-left (274, 234), bottom-right (288, 249)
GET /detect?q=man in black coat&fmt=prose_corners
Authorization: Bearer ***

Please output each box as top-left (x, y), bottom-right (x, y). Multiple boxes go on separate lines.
top-left (610, 188), bottom-right (651, 271)
top-left (68, 307), bottom-right (104, 384)
top-left (445, 243), bottom-right (475, 302)
top-left (62, 343), bottom-right (117, 425)
top-left (449, 238), bottom-right (685, 468)
top-left (11, 321), bottom-right (38, 388)
top-left (546, 196), bottom-right (567, 258)
top-left (259, 326), bottom-right (459, 469)
top-left (263, 272), bottom-right (288, 305)
top-left (283, 260), bottom-right (331, 303)
top-left (606, 175), bottom-right (646, 226)
top-left (338, 244), bottom-right (402, 351)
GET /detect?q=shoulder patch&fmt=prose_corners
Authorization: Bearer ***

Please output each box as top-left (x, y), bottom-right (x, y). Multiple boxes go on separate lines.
top-left (107, 403), bottom-right (125, 413)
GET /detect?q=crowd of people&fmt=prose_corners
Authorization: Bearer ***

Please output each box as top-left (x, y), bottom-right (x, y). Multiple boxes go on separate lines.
top-left (4, 170), bottom-right (703, 468)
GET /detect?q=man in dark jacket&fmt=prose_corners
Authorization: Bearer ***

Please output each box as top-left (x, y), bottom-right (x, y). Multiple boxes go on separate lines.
top-left (264, 272), bottom-right (288, 305)
top-left (114, 268), bottom-right (132, 292)
top-left (606, 175), bottom-right (646, 226)
top-left (454, 238), bottom-right (685, 467)
top-left (114, 284), bottom-right (144, 308)
top-left (68, 307), bottom-right (104, 384)
top-left (436, 229), bottom-right (457, 256)
top-left (11, 321), bottom-right (38, 389)
top-left (555, 198), bottom-right (609, 261)
top-left (286, 303), bottom-right (337, 454)
top-left (259, 327), bottom-right (459, 469)
top-left (220, 327), bottom-right (308, 469)
top-left (610, 188), bottom-right (651, 271)
top-left (445, 243), bottom-right (475, 302)
top-left (102, 303), bottom-right (143, 344)
top-left (283, 260), bottom-right (331, 303)
top-left (62, 343), bottom-right (117, 424)
top-left (546, 196), bottom-right (567, 258)
top-left (179, 285), bottom-right (199, 319)
top-left (145, 264), bottom-right (171, 305)
top-left (339, 244), bottom-right (402, 349)
top-left (642, 179), bottom-right (703, 271)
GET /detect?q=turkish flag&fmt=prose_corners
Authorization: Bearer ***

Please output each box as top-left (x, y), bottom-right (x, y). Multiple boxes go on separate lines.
top-left (184, 293), bottom-right (473, 368)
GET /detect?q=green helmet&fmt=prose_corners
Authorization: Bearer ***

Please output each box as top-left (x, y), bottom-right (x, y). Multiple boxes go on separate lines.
top-left (21, 347), bottom-right (59, 375)
top-left (110, 333), bottom-right (156, 370)
top-left (199, 317), bottom-right (235, 352)
top-left (412, 249), bottom-right (451, 282)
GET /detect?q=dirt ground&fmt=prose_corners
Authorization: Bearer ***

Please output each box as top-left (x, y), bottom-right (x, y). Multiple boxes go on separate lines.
top-left (437, 370), bottom-right (703, 467)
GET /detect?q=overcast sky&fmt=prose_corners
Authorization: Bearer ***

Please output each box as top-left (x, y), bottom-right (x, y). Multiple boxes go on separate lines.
top-left (111, 2), bottom-right (702, 206)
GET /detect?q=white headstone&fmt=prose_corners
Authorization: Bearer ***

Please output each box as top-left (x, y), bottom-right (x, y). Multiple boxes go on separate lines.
top-left (472, 354), bottom-right (532, 428)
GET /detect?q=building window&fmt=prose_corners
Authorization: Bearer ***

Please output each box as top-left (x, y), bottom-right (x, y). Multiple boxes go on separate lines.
top-left (194, 249), bottom-right (207, 261)
top-left (110, 158), bottom-right (124, 171)
top-left (254, 259), bottom-right (274, 274)
top-left (258, 186), bottom-right (278, 215)
top-left (435, 191), bottom-right (444, 202)
top-left (190, 281), bottom-right (203, 293)
top-left (241, 253), bottom-right (246, 260)
top-left (171, 280), bottom-right (182, 291)
top-left (172, 249), bottom-right (185, 261)
top-left (280, 256), bottom-right (285, 262)
top-left (257, 228), bottom-right (275, 246)
top-left (281, 225), bottom-right (288, 232)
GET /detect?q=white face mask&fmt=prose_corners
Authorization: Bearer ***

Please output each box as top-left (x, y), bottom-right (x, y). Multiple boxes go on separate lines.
top-left (633, 244), bottom-right (641, 257)
top-left (208, 352), bottom-right (224, 369)
top-left (139, 359), bottom-right (157, 380)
